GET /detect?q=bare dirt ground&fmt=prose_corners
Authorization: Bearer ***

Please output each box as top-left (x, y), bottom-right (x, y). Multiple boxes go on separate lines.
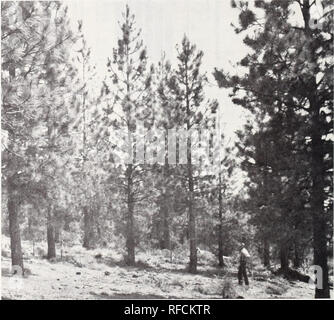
top-left (1, 238), bottom-right (329, 300)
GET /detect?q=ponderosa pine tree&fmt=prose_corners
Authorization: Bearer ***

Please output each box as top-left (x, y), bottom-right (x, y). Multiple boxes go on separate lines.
top-left (167, 36), bottom-right (209, 273)
top-left (1, 1), bottom-right (75, 266)
top-left (38, 4), bottom-right (76, 260)
top-left (70, 21), bottom-right (98, 249)
top-left (153, 55), bottom-right (173, 250)
top-left (101, 5), bottom-right (155, 265)
top-left (195, 102), bottom-right (237, 267)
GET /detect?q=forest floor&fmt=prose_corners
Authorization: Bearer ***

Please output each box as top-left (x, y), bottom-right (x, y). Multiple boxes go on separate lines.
top-left (1, 237), bottom-right (331, 300)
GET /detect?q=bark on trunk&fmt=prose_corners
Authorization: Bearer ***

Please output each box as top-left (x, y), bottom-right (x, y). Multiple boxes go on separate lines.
top-left (217, 173), bottom-right (224, 267)
top-left (125, 164), bottom-right (135, 265)
top-left (280, 242), bottom-right (289, 272)
top-left (263, 239), bottom-right (270, 267)
top-left (8, 181), bottom-right (24, 271)
top-left (160, 159), bottom-right (170, 250)
top-left (312, 211), bottom-right (330, 298)
top-left (5, 67), bottom-right (23, 273)
top-left (83, 206), bottom-right (93, 249)
top-left (162, 203), bottom-right (170, 250)
top-left (187, 138), bottom-right (197, 273)
top-left (293, 240), bottom-right (302, 269)
top-left (47, 212), bottom-right (56, 260)
top-left (310, 104), bottom-right (330, 298)
top-left (54, 226), bottom-right (60, 243)
top-left (159, 196), bottom-right (170, 250)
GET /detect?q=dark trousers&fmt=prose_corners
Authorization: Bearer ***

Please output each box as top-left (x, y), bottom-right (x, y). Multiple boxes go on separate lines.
top-left (238, 262), bottom-right (249, 285)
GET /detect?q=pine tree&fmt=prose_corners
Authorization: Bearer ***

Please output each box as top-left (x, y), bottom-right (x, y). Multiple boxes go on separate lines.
top-left (101, 5), bottom-right (155, 265)
top-left (1, 1), bottom-right (75, 267)
top-left (167, 36), bottom-right (208, 273)
top-left (69, 21), bottom-right (99, 249)
top-left (37, 4), bottom-right (75, 260)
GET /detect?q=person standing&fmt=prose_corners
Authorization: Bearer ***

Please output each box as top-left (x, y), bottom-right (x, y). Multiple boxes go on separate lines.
top-left (238, 243), bottom-right (250, 286)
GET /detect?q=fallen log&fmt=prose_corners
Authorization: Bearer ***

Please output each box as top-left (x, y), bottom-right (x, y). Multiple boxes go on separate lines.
top-left (274, 267), bottom-right (310, 283)
top-left (275, 267), bottom-right (333, 289)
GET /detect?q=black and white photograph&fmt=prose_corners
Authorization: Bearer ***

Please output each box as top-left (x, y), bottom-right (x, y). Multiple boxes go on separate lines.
top-left (1, 0), bottom-right (333, 301)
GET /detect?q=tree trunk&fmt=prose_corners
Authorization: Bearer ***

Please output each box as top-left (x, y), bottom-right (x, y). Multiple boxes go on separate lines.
top-left (160, 159), bottom-right (170, 250)
top-left (5, 69), bottom-right (23, 272)
top-left (263, 239), bottom-right (270, 268)
top-left (125, 164), bottom-right (135, 265)
top-left (83, 206), bottom-right (93, 249)
top-left (293, 239), bottom-right (302, 269)
top-left (54, 226), bottom-right (60, 243)
top-left (312, 213), bottom-right (329, 298)
top-left (8, 180), bottom-right (24, 272)
top-left (187, 138), bottom-right (197, 273)
top-left (301, 0), bottom-right (330, 299)
top-left (47, 211), bottom-right (56, 260)
top-left (217, 173), bottom-right (224, 267)
top-left (159, 195), bottom-right (170, 250)
top-left (309, 96), bottom-right (330, 298)
top-left (162, 203), bottom-right (170, 250)
top-left (280, 242), bottom-right (289, 272)
top-left (186, 77), bottom-right (197, 273)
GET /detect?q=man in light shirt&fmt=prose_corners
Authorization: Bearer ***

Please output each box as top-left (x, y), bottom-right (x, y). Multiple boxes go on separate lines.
top-left (238, 242), bottom-right (250, 286)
